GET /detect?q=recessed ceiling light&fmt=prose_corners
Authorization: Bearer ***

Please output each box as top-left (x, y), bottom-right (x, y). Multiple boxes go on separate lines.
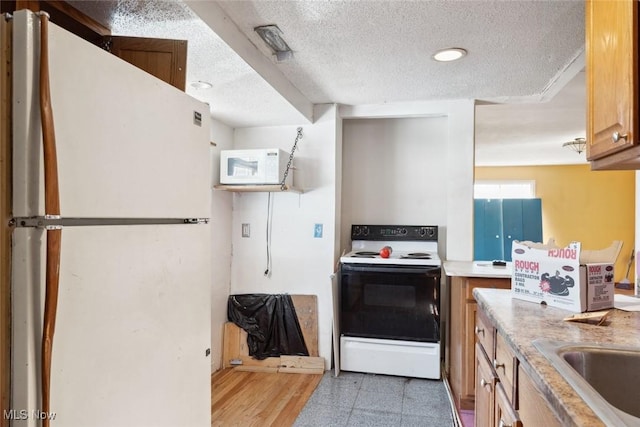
top-left (190, 80), bottom-right (213, 89)
top-left (432, 48), bottom-right (467, 62)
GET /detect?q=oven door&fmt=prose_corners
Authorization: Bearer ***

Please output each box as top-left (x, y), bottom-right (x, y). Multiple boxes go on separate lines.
top-left (339, 263), bottom-right (440, 342)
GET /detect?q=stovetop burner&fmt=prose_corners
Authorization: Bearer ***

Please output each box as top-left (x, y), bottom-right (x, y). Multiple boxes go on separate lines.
top-left (352, 251), bottom-right (378, 258)
top-left (401, 252), bottom-right (432, 259)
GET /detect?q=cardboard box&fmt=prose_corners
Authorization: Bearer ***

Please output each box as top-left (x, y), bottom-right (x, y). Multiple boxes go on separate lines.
top-left (511, 241), bottom-right (615, 313)
top-left (582, 263), bottom-right (615, 311)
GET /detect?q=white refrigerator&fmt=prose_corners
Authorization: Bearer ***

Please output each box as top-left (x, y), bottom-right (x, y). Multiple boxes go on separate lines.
top-left (9, 10), bottom-right (211, 427)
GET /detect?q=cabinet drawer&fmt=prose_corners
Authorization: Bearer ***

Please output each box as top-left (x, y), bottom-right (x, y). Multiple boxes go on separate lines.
top-left (494, 333), bottom-right (517, 404)
top-left (475, 309), bottom-right (495, 359)
top-left (495, 382), bottom-right (522, 427)
top-left (466, 277), bottom-right (511, 301)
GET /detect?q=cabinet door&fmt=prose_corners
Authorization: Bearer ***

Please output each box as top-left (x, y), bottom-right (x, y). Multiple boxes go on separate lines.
top-left (109, 36), bottom-right (188, 91)
top-left (586, 0), bottom-right (638, 160)
top-left (475, 344), bottom-right (496, 427)
top-left (502, 199), bottom-right (543, 261)
top-left (501, 200), bottom-right (523, 261)
top-left (1, 1), bottom-right (188, 91)
top-left (3, 0), bottom-right (111, 45)
top-left (517, 365), bottom-right (562, 427)
top-left (521, 199), bottom-right (542, 244)
top-left (474, 199), bottom-right (504, 261)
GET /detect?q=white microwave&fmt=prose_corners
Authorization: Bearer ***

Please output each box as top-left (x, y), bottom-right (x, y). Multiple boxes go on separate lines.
top-left (220, 148), bottom-right (292, 185)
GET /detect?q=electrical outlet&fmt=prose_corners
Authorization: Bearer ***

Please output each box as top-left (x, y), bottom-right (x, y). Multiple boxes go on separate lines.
top-left (242, 223), bottom-right (250, 237)
top-left (314, 223), bottom-right (323, 238)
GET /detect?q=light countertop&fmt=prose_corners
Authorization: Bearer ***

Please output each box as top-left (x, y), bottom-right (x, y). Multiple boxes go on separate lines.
top-left (474, 288), bottom-right (640, 427)
top-left (443, 260), bottom-right (512, 278)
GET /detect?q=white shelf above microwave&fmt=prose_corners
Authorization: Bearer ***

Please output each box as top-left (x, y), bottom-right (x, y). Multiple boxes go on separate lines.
top-left (213, 184), bottom-right (303, 194)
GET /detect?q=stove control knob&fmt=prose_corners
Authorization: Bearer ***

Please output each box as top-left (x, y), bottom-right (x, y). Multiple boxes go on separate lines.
top-left (362, 227), bottom-right (369, 236)
top-left (419, 228), bottom-right (427, 236)
top-left (427, 228), bottom-right (435, 237)
top-left (400, 228), bottom-right (407, 235)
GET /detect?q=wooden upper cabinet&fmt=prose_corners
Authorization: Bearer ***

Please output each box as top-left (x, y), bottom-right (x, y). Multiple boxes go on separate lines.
top-left (2, 0), bottom-right (111, 44)
top-left (586, 0), bottom-right (639, 169)
top-left (2, 0), bottom-right (187, 91)
top-left (108, 36), bottom-right (187, 91)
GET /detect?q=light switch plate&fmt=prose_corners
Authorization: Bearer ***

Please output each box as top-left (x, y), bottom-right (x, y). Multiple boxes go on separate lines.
top-left (242, 223), bottom-right (250, 238)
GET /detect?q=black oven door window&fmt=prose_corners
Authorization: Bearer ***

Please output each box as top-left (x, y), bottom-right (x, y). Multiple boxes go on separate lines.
top-left (340, 264), bottom-right (440, 342)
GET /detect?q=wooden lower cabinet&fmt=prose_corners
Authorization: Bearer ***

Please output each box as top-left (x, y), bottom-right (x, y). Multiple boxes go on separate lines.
top-left (517, 365), bottom-right (562, 427)
top-left (448, 276), bottom-right (510, 410)
top-left (474, 304), bottom-right (561, 427)
top-left (475, 310), bottom-right (521, 427)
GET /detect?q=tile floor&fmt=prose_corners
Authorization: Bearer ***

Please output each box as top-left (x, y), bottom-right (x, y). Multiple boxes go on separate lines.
top-left (294, 371), bottom-right (456, 427)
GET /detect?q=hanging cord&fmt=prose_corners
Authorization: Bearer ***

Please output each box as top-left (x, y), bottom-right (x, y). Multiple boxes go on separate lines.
top-left (264, 192), bottom-right (274, 277)
top-left (265, 127), bottom-right (303, 276)
top-left (280, 127), bottom-right (303, 190)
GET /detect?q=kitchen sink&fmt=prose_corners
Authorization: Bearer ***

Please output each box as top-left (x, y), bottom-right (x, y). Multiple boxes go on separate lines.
top-left (533, 340), bottom-right (640, 427)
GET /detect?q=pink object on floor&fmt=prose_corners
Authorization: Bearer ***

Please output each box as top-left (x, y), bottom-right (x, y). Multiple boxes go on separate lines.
top-left (460, 409), bottom-right (474, 427)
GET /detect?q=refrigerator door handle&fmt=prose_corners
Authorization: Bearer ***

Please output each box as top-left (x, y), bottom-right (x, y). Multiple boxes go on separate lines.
top-left (184, 218), bottom-right (209, 224)
top-left (13, 216), bottom-right (210, 228)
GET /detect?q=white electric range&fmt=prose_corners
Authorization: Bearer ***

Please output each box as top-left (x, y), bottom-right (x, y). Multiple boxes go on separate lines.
top-left (339, 225), bottom-right (442, 379)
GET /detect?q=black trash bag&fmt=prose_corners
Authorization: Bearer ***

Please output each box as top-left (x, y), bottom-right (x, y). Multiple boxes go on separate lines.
top-left (227, 294), bottom-right (309, 360)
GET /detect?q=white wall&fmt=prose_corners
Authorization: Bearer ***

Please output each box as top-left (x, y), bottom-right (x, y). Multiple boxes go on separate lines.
top-left (339, 100), bottom-right (476, 261)
top-left (229, 104), bottom-right (340, 368)
top-left (445, 101), bottom-right (475, 261)
top-left (341, 117), bottom-right (449, 254)
top-left (221, 100), bottom-right (475, 370)
top-left (209, 118), bottom-right (233, 371)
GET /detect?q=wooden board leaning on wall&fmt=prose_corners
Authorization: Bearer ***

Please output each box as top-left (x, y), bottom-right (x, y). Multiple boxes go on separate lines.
top-left (222, 295), bottom-right (324, 374)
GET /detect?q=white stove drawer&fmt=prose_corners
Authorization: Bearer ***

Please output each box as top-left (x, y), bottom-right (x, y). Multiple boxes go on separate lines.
top-left (340, 336), bottom-right (440, 379)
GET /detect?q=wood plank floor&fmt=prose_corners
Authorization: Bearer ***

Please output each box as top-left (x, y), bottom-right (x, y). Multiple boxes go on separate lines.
top-left (212, 368), bottom-right (323, 427)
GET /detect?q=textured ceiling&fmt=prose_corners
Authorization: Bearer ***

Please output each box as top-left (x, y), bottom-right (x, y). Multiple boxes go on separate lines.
top-left (216, 0), bottom-right (584, 104)
top-left (70, 0), bottom-right (305, 128)
top-left (69, 0), bottom-right (588, 166)
top-left (476, 70), bottom-right (586, 166)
